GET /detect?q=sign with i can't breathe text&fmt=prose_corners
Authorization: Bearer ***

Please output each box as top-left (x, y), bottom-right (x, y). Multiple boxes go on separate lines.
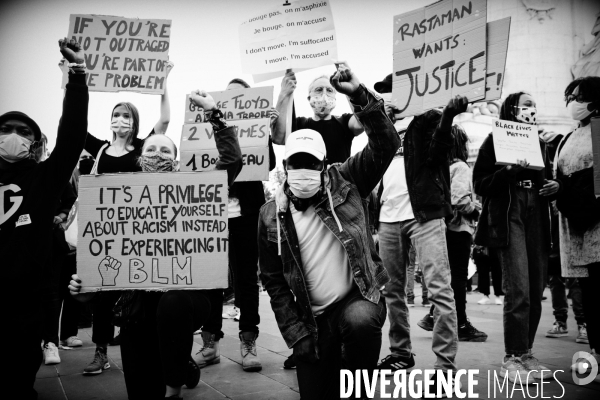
top-left (492, 119), bottom-right (545, 170)
top-left (391, 0), bottom-right (488, 117)
top-left (76, 171), bottom-right (228, 292)
top-left (62, 14), bottom-right (171, 94)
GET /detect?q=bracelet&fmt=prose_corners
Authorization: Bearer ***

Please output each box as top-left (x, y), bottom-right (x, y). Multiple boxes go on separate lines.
top-left (65, 61), bottom-right (86, 74)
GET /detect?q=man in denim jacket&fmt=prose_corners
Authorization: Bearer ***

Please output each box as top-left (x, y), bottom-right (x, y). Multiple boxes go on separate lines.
top-left (258, 64), bottom-right (399, 399)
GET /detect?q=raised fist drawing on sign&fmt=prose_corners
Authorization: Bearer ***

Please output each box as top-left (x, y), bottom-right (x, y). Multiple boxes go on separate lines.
top-left (98, 256), bottom-right (122, 286)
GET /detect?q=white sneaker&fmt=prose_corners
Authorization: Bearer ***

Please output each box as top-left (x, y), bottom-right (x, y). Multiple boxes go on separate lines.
top-left (522, 352), bottom-right (553, 380)
top-left (576, 324), bottom-right (589, 344)
top-left (44, 342), bottom-right (61, 365)
top-left (222, 306), bottom-right (240, 319)
top-left (60, 336), bottom-right (83, 347)
top-left (494, 296), bottom-right (503, 305)
top-left (500, 356), bottom-right (534, 384)
top-left (477, 295), bottom-right (492, 305)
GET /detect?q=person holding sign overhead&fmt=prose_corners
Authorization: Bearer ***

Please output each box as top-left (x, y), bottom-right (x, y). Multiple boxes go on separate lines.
top-left (80, 61), bottom-right (174, 376)
top-left (473, 92), bottom-right (560, 384)
top-left (0, 38), bottom-right (88, 400)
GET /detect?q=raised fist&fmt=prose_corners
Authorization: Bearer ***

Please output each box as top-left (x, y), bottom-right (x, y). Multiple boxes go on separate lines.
top-left (442, 95), bottom-right (469, 119)
top-left (280, 69), bottom-right (297, 97)
top-left (189, 90), bottom-right (216, 111)
top-left (98, 256), bottom-right (122, 286)
top-left (330, 62), bottom-right (360, 97)
top-left (58, 38), bottom-right (85, 64)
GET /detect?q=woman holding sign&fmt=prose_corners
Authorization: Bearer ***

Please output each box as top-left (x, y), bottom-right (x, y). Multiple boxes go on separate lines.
top-left (80, 62), bottom-right (174, 376)
top-left (554, 76), bottom-right (600, 375)
top-left (473, 92), bottom-right (559, 384)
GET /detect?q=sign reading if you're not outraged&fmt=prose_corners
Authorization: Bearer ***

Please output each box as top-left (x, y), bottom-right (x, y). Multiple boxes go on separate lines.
top-left (62, 14), bottom-right (171, 94)
top-left (77, 171), bottom-right (228, 292)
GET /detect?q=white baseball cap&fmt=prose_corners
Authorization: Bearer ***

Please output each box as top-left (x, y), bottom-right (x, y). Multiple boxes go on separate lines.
top-left (285, 129), bottom-right (326, 161)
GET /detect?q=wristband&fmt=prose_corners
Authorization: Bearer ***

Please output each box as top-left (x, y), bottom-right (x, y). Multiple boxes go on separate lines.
top-left (206, 109), bottom-right (227, 132)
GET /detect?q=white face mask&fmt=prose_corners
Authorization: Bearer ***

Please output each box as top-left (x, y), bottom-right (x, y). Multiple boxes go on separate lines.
top-left (514, 107), bottom-right (537, 125)
top-left (111, 116), bottom-right (132, 135)
top-left (309, 94), bottom-right (336, 116)
top-left (0, 133), bottom-right (32, 163)
top-left (287, 168), bottom-right (322, 199)
top-left (568, 101), bottom-right (595, 121)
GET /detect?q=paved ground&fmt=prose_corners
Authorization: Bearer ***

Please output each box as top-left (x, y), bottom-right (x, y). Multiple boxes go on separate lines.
top-left (35, 286), bottom-right (600, 399)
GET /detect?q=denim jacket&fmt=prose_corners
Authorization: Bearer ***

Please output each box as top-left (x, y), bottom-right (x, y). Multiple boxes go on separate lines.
top-left (258, 89), bottom-right (399, 348)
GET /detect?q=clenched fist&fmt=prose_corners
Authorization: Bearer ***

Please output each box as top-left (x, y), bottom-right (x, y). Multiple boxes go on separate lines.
top-left (98, 256), bottom-right (122, 286)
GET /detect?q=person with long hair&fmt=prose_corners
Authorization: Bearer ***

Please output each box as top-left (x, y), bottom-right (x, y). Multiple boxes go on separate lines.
top-left (473, 92), bottom-right (560, 383)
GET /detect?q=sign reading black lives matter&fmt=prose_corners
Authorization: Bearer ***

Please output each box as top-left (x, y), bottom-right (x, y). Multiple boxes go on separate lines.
top-left (77, 171), bottom-right (228, 292)
top-left (62, 14), bottom-right (171, 94)
top-left (392, 0), bottom-right (488, 117)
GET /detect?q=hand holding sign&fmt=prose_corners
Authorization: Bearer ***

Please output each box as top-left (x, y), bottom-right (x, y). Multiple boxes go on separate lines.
top-left (190, 90), bottom-right (216, 112)
top-left (58, 37), bottom-right (84, 64)
top-left (165, 61), bottom-right (174, 77)
top-left (330, 63), bottom-right (360, 97)
top-left (505, 158), bottom-right (529, 176)
top-left (98, 256), bottom-right (122, 287)
top-left (280, 69), bottom-right (297, 97)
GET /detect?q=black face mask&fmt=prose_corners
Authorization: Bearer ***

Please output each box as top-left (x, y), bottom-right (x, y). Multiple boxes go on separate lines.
top-left (79, 158), bottom-right (95, 175)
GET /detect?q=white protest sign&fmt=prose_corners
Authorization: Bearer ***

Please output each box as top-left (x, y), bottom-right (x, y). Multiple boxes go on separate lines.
top-left (184, 87), bottom-right (274, 124)
top-left (483, 17), bottom-right (511, 101)
top-left (239, 0), bottom-right (337, 82)
top-left (180, 119), bottom-right (270, 181)
top-left (77, 171), bottom-right (228, 292)
top-left (62, 14), bottom-right (171, 94)
top-left (391, 0), bottom-right (487, 117)
top-left (492, 119), bottom-right (545, 170)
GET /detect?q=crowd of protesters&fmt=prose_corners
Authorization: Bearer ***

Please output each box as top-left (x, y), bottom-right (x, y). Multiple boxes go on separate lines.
top-left (1, 34), bottom-right (599, 400)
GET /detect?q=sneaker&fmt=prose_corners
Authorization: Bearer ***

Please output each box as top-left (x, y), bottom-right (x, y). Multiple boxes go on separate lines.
top-left (60, 336), bottom-right (83, 348)
top-left (417, 313), bottom-right (434, 332)
top-left (500, 356), bottom-right (535, 384)
top-left (185, 355), bottom-right (201, 388)
top-left (377, 353), bottom-right (415, 371)
top-left (222, 306), bottom-right (240, 319)
top-left (43, 342), bottom-right (61, 365)
top-left (546, 321), bottom-right (568, 338)
top-left (234, 310), bottom-right (241, 322)
top-left (494, 296), bottom-right (503, 305)
top-left (458, 320), bottom-right (488, 342)
top-left (477, 295), bottom-right (492, 305)
top-left (240, 332), bottom-right (262, 372)
top-left (193, 332), bottom-right (220, 368)
top-left (83, 347), bottom-right (110, 375)
top-left (521, 352), bottom-right (552, 380)
top-left (576, 324), bottom-right (589, 344)
top-left (283, 354), bottom-right (296, 369)
top-left (109, 333), bottom-right (121, 346)
top-left (407, 298), bottom-right (415, 307)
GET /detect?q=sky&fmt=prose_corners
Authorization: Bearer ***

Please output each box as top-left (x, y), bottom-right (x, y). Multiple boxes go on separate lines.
top-left (0, 0), bottom-right (437, 164)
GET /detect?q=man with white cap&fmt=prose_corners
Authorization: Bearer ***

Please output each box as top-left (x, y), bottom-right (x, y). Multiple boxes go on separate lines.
top-left (258, 64), bottom-right (399, 399)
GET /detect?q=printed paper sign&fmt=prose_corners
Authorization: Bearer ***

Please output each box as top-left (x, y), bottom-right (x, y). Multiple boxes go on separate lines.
top-left (391, 0), bottom-right (487, 117)
top-left (591, 117), bottom-right (600, 196)
top-left (184, 87), bottom-right (274, 124)
top-left (239, 0), bottom-right (338, 81)
top-left (77, 171), bottom-right (228, 292)
top-left (492, 119), bottom-right (545, 170)
top-left (180, 118), bottom-right (270, 181)
top-left (483, 17), bottom-right (510, 101)
top-left (62, 14), bottom-right (171, 94)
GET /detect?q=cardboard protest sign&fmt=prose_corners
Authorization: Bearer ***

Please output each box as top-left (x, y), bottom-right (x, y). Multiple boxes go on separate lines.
top-left (62, 14), bottom-right (171, 94)
top-left (492, 119), bottom-right (545, 170)
top-left (184, 87), bottom-right (274, 124)
top-left (483, 17), bottom-right (511, 101)
top-left (591, 117), bottom-right (600, 196)
top-left (391, 0), bottom-right (488, 117)
top-left (77, 171), bottom-right (228, 292)
top-left (239, 0), bottom-right (338, 82)
top-left (180, 118), bottom-right (270, 181)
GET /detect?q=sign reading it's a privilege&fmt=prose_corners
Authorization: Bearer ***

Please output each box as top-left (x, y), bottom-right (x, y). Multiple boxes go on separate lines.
top-left (239, 0), bottom-right (338, 82)
top-left (392, 0), bottom-right (488, 117)
top-left (63, 14), bottom-right (171, 94)
top-left (492, 119), bottom-right (545, 170)
top-left (77, 171), bottom-right (228, 292)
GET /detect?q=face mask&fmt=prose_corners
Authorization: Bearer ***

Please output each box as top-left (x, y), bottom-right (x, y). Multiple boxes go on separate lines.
top-left (111, 116), bottom-right (132, 135)
top-left (568, 101), bottom-right (595, 121)
top-left (287, 168), bottom-right (322, 199)
top-left (0, 133), bottom-right (33, 163)
top-left (514, 107), bottom-right (537, 125)
top-left (309, 94), bottom-right (336, 115)
top-left (138, 151), bottom-right (177, 172)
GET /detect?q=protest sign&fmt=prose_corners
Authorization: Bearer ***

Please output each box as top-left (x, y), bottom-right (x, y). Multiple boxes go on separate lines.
top-left (239, 0), bottom-right (338, 82)
top-left (180, 118), bottom-right (270, 181)
top-left (492, 119), bottom-right (545, 170)
top-left (483, 17), bottom-right (511, 101)
top-left (77, 171), bottom-right (228, 292)
top-left (391, 0), bottom-right (488, 117)
top-left (591, 117), bottom-right (600, 196)
top-left (184, 86), bottom-right (273, 124)
top-left (62, 14), bottom-right (171, 94)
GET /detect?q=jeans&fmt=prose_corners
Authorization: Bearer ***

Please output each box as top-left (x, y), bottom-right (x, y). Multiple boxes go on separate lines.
top-left (120, 291), bottom-right (210, 400)
top-left (474, 248), bottom-right (504, 296)
top-left (295, 288), bottom-right (386, 400)
top-left (579, 265), bottom-right (600, 351)
top-left (497, 187), bottom-right (548, 355)
top-left (379, 219), bottom-right (458, 370)
top-left (91, 291), bottom-right (121, 345)
top-left (406, 245), bottom-right (427, 303)
top-left (549, 275), bottom-right (584, 326)
top-left (59, 253), bottom-right (82, 340)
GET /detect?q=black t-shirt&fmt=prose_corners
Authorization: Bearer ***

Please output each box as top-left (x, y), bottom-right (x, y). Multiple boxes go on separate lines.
top-left (84, 130), bottom-right (154, 173)
top-left (294, 113), bottom-right (354, 164)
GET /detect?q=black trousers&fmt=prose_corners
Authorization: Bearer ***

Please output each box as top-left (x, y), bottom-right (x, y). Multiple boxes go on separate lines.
top-left (120, 290), bottom-right (210, 400)
top-left (42, 234), bottom-right (70, 345)
top-left (91, 290), bottom-right (121, 344)
top-left (59, 253), bottom-right (81, 340)
top-left (475, 248), bottom-right (504, 296)
top-left (579, 264), bottom-right (600, 351)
